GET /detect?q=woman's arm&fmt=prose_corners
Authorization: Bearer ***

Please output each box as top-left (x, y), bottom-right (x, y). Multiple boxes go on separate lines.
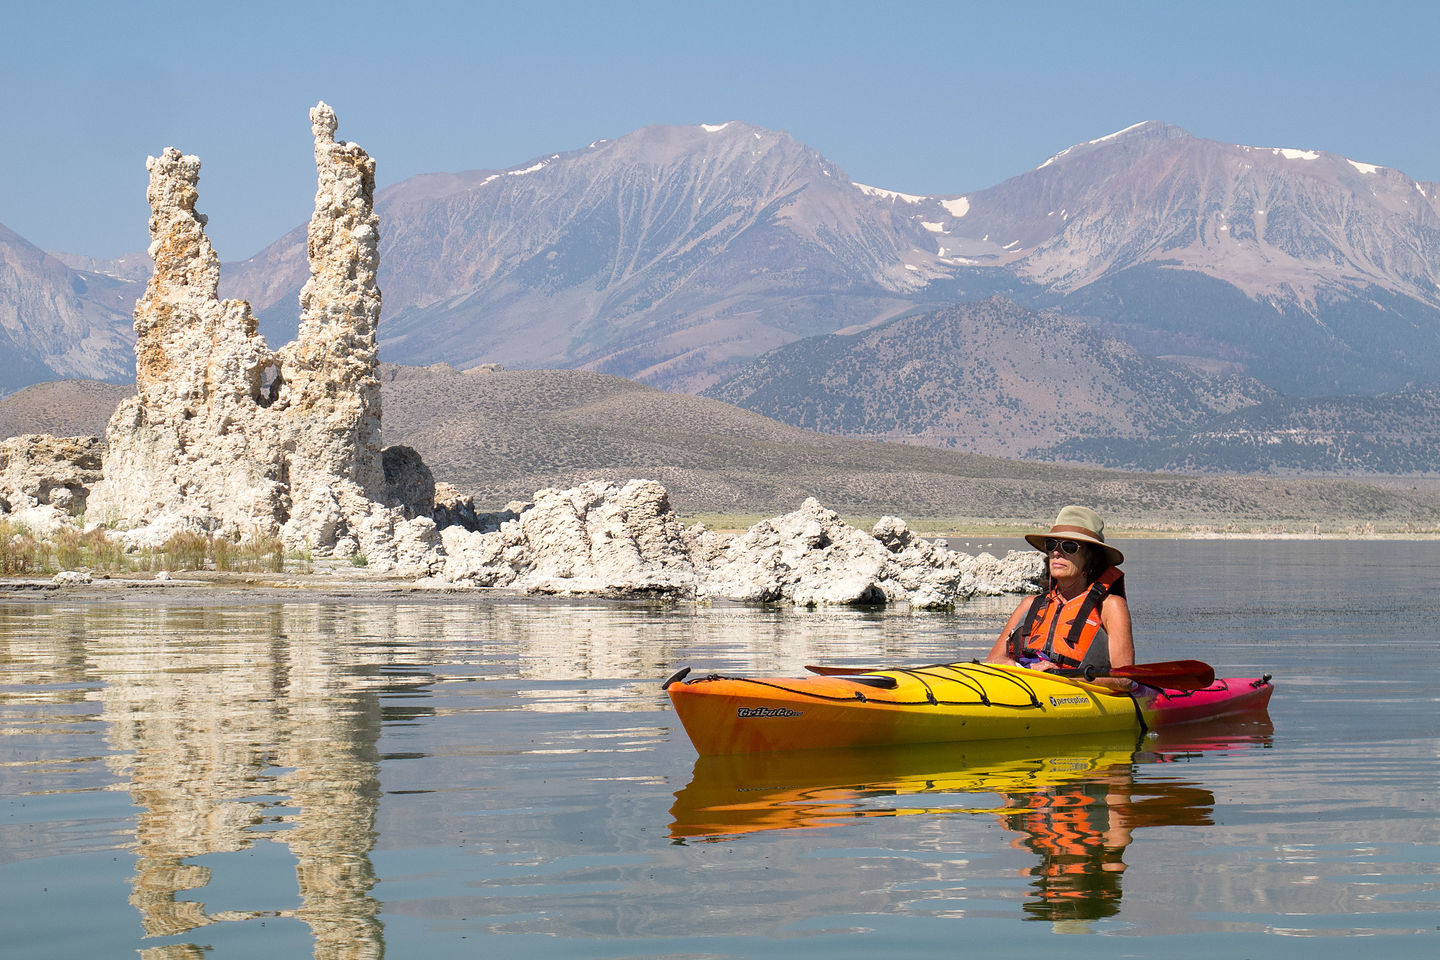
top-left (1090, 593), bottom-right (1135, 690)
top-left (1102, 594), bottom-right (1134, 668)
top-left (985, 596), bottom-right (1035, 664)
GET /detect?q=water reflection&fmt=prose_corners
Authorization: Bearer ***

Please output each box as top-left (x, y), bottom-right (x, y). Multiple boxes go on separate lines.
top-left (1, 598), bottom-right (755, 957)
top-left (670, 721), bottom-right (1273, 924)
top-left (3, 603), bottom-right (454, 958)
top-left (79, 606), bottom-right (404, 958)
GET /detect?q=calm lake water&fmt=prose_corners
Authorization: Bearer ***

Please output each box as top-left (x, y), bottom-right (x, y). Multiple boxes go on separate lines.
top-left (1, 540), bottom-right (1437, 958)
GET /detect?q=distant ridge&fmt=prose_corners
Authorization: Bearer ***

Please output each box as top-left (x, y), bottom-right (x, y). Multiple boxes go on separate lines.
top-left (0, 379), bottom-right (131, 439)
top-left (0, 223), bottom-right (139, 395)
top-left (705, 297), bottom-right (1274, 459)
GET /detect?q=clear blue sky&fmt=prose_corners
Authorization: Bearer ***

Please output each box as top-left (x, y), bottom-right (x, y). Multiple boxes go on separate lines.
top-left (4, 0), bottom-right (1437, 260)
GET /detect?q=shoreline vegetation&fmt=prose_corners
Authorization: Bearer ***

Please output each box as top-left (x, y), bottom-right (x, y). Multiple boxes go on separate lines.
top-left (0, 521), bottom-right (301, 578)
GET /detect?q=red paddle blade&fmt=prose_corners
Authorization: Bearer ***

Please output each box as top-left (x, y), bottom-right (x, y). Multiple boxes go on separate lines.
top-left (1111, 660), bottom-right (1216, 690)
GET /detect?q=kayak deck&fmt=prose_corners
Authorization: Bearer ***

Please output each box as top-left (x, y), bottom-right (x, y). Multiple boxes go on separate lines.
top-left (665, 661), bottom-right (1273, 755)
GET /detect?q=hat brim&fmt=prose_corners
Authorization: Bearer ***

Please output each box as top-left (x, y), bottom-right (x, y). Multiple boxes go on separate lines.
top-left (1024, 532), bottom-right (1124, 567)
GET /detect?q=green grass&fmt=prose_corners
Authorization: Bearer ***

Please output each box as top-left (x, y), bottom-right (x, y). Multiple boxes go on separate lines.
top-left (0, 520), bottom-right (294, 576)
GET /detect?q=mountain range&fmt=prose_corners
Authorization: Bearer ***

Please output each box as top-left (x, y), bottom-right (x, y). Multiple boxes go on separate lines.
top-left (3, 118), bottom-right (1438, 473)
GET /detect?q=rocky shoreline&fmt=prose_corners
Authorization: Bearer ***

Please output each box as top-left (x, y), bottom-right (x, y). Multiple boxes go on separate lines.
top-left (10, 484), bottom-right (1042, 607)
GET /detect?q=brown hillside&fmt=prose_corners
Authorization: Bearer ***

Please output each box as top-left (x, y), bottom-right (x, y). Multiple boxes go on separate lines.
top-left (3, 366), bottom-right (1438, 531)
top-left (0, 380), bottom-right (132, 439)
top-left (376, 365), bottom-right (1440, 530)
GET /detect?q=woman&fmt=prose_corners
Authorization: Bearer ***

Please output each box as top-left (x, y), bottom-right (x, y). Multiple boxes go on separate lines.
top-left (985, 505), bottom-right (1135, 691)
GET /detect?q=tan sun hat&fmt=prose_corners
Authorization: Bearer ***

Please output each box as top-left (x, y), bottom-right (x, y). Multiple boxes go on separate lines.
top-left (1023, 505), bottom-right (1124, 567)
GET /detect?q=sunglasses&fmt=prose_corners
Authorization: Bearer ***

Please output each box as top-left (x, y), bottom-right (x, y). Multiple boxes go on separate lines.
top-left (1044, 538), bottom-right (1083, 556)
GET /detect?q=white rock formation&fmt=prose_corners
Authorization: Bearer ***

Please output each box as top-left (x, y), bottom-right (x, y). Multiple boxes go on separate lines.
top-left (438, 484), bottom-right (1042, 605)
top-left (700, 498), bottom-right (1042, 605)
top-left (85, 144), bottom-right (287, 539)
top-left (85, 103), bottom-right (435, 567)
top-left (871, 514), bottom-right (1043, 607)
top-left (439, 480), bottom-right (699, 596)
top-left (51, 570), bottom-right (93, 585)
top-left (702, 498), bottom-right (893, 604)
top-left (0, 434), bottom-right (105, 538)
top-left (0, 434), bottom-right (103, 515)
top-left (277, 103), bottom-right (390, 548)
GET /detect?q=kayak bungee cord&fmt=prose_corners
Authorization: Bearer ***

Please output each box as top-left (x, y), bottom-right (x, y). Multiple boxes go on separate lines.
top-left (677, 664), bottom-right (1056, 711)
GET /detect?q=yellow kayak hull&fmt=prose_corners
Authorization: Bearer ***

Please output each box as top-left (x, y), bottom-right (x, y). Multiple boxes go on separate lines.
top-left (666, 662), bottom-right (1272, 755)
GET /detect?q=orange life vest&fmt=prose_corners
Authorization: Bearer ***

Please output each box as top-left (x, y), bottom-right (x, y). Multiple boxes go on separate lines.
top-left (1010, 567), bottom-right (1125, 672)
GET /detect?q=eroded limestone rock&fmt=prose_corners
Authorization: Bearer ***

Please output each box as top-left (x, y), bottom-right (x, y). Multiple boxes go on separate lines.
top-left (0, 434), bottom-right (103, 516)
top-left (872, 515), bottom-right (1044, 607)
top-left (85, 103), bottom-right (425, 564)
top-left (277, 103), bottom-right (390, 551)
top-left (701, 498), bottom-right (891, 604)
top-left (440, 480), bottom-right (699, 596)
top-left (437, 483), bottom-right (1043, 606)
top-left (700, 498), bottom-right (1043, 605)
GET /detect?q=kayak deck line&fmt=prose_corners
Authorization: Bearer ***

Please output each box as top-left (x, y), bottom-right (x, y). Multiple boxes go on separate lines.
top-left (665, 660), bottom-right (1274, 755)
top-left (671, 661), bottom-right (1110, 710)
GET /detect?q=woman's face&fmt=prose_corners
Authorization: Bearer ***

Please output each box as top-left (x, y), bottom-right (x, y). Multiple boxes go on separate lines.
top-left (1049, 541), bottom-right (1088, 580)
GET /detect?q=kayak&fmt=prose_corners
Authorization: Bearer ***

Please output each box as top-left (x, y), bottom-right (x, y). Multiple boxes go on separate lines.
top-left (664, 661), bottom-right (1273, 755)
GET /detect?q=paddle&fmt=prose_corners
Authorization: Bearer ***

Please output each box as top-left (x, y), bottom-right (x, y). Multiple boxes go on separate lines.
top-left (833, 674), bottom-right (898, 689)
top-left (793, 665), bottom-right (900, 688)
top-left (805, 659), bottom-right (1216, 691)
top-left (1079, 659), bottom-right (1215, 691)
top-left (663, 665), bottom-right (898, 691)
top-left (804, 663), bottom-right (929, 677)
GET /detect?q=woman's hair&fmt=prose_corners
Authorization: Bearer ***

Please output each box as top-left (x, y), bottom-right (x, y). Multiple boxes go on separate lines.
top-left (1080, 544), bottom-right (1111, 583)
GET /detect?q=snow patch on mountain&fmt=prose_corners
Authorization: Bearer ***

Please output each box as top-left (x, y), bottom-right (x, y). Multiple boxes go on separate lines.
top-left (1089, 121), bottom-right (1149, 145)
top-left (478, 155), bottom-right (560, 187)
top-left (1242, 144), bottom-right (1320, 161)
top-left (1037, 148), bottom-right (1070, 170)
top-left (1038, 121), bottom-right (1151, 169)
top-left (853, 183), bottom-right (927, 203)
top-left (940, 197), bottom-right (970, 217)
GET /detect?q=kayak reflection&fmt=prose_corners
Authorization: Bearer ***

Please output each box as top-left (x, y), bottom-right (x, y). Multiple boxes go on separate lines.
top-left (669, 719), bottom-right (1273, 922)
